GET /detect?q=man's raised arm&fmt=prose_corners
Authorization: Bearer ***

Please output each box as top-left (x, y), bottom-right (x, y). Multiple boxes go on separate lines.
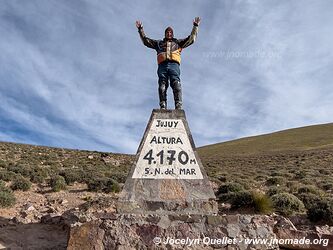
top-left (178, 17), bottom-right (201, 49)
top-left (136, 20), bottom-right (158, 49)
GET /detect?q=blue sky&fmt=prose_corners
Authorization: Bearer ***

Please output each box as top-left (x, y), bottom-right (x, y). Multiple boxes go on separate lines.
top-left (0, 0), bottom-right (332, 154)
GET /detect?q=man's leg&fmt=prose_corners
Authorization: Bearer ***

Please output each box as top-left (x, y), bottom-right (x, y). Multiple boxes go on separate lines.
top-left (157, 63), bottom-right (169, 109)
top-left (169, 63), bottom-right (182, 109)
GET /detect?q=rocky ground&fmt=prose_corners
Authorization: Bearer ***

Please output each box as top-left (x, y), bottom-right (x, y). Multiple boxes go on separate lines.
top-left (0, 182), bottom-right (118, 249)
top-left (1, 183), bottom-right (333, 249)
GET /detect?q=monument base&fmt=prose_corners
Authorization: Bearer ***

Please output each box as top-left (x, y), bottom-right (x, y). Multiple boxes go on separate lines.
top-left (117, 198), bottom-right (218, 215)
top-left (118, 109), bottom-right (218, 215)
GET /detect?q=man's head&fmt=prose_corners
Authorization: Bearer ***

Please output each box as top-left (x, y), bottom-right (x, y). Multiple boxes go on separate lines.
top-left (165, 26), bottom-right (173, 40)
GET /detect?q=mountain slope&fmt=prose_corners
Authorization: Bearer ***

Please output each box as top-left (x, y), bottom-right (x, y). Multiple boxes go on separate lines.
top-left (198, 123), bottom-right (333, 157)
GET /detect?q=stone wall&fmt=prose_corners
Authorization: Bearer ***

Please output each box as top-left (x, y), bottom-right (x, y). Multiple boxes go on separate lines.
top-left (64, 212), bottom-right (333, 250)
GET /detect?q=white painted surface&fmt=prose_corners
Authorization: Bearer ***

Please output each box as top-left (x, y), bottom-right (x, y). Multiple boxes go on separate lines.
top-left (132, 119), bottom-right (203, 179)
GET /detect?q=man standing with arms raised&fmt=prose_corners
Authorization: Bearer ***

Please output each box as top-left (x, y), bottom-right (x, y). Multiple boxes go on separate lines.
top-left (136, 17), bottom-right (201, 110)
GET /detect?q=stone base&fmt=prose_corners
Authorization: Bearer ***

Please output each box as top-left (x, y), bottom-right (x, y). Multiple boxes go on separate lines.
top-left (117, 199), bottom-right (218, 215)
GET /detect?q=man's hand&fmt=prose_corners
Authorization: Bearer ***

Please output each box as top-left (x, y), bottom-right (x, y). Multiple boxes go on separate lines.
top-left (193, 17), bottom-right (201, 26)
top-left (136, 20), bottom-right (142, 29)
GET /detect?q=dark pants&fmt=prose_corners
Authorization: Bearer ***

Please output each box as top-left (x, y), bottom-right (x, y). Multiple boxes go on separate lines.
top-left (157, 61), bottom-right (182, 109)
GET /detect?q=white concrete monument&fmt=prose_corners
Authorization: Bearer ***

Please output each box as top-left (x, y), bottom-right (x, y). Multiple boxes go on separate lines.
top-left (118, 109), bottom-right (217, 214)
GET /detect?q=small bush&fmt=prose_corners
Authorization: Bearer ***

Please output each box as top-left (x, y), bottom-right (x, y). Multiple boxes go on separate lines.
top-left (217, 182), bottom-right (244, 195)
top-left (286, 181), bottom-right (300, 193)
top-left (105, 170), bottom-right (128, 184)
top-left (297, 185), bottom-right (322, 195)
top-left (306, 199), bottom-right (333, 224)
top-left (254, 175), bottom-right (266, 181)
top-left (0, 190), bottom-right (16, 208)
top-left (30, 167), bottom-right (48, 184)
top-left (266, 177), bottom-right (285, 186)
top-left (267, 186), bottom-right (288, 197)
top-left (60, 169), bottom-right (84, 185)
top-left (0, 181), bottom-right (16, 208)
top-left (229, 191), bottom-right (253, 208)
top-left (0, 180), bottom-right (9, 192)
top-left (104, 178), bottom-right (121, 193)
top-left (87, 177), bottom-right (120, 193)
top-left (10, 176), bottom-right (32, 191)
top-left (252, 191), bottom-right (273, 214)
top-left (7, 164), bottom-right (31, 178)
top-left (296, 193), bottom-right (322, 210)
top-left (217, 176), bottom-right (227, 182)
top-left (294, 171), bottom-right (306, 180)
top-left (271, 192), bottom-right (305, 216)
top-left (0, 160), bottom-right (7, 168)
top-left (0, 169), bottom-right (17, 181)
top-left (82, 168), bottom-right (105, 183)
top-left (49, 175), bottom-right (67, 192)
top-left (318, 182), bottom-right (333, 191)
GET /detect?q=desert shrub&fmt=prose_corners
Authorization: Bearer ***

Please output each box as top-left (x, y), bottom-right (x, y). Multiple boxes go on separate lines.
top-left (0, 169), bottom-right (17, 181)
top-left (270, 171), bottom-right (284, 177)
top-left (104, 178), bottom-right (121, 193)
top-left (30, 167), bottom-right (49, 184)
top-left (266, 177), bottom-right (285, 186)
top-left (254, 175), bottom-right (267, 181)
top-left (59, 169), bottom-right (85, 185)
top-left (286, 181), bottom-right (300, 193)
top-left (10, 175), bottom-right (32, 191)
top-left (0, 180), bottom-right (8, 192)
top-left (226, 191), bottom-right (254, 208)
top-left (297, 185), bottom-right (322, 195)
top-left (217, 175), bottom-right (227, 182)
top-left (30, 173), bottom-right (45, 184)
top-left (7, 164), bottom-right (32, 178)
top-left (49, 175), bottom-right (67, 192)
top-left (318, 169), bottom-right (330, 175)
top-left (82, 167), bottom-right (105, 183)
top-left (217, 182), bottom-right (244, 196)
top-left (296, 193), bottom-right (322, 210)
top-left (49, 165), bottom-right (61, 176)
top-left (267, 186), bottom-right (288, 197)
top-left (87, 177), bottom-right (120, 193)
top-left (0, 181), bottom-right (16, 208)
top-left (252, 191), bottom-right (273, 214)
top-left (0, 159), bottom-right (7, 168)
top-left (294, 170), bottom-right (306, 180)
top-left (220, 190), bottom-right (273, 213)
top-left (105, 170), bottom-right (128, 184)
top-left (302, 178), bottom-right (315, 185)
top-left (318, 182), bottom-right (333, 191)
top-left (0, 190), bottom-right (16, 208)
top-left (271, 193), bottom-right (305, 216)
top-left (306, 198), bottom-right (333, 224)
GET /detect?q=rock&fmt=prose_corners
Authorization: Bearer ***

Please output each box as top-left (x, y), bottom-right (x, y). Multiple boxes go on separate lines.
top-left (157, 215), bottom-right (171, 229)
top-left (224, 215), bottom-right (239, 224)
top-left (60, 199), bottom-right (68, 205)
top-left (227, 224), bottom-right (240, 238)
top-left (67, 221), bottom-right (104, 250)
top-left (41, 214), bottom-right (62, 224)
top-left (315, 225), bottom-right (331, 235)
top-left (273, 215), bottom-right (297, 231)
top-left (240, 215), bottom-right (252, 224)
top-left (23, 203), bottom-right (35, 212)
top-left (256, 226), bottom-right (270, 238)
top-left (207, 215), bottom-right (224, 225)
top-left (45, 206), bottom-right (57, 213)
top-left (87, 155), bottom-right (94, 159)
